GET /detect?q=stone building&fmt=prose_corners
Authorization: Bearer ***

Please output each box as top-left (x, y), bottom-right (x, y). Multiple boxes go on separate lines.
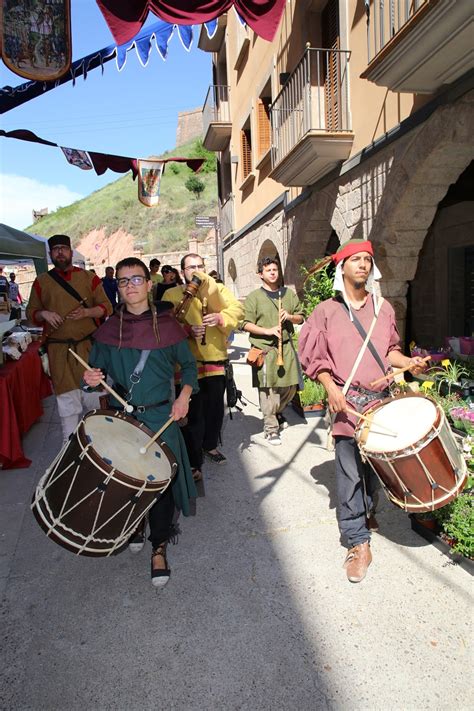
top-left (199, 0), bottom-right (474, 345)
top-left (176, 108), bottom-right (203, 147)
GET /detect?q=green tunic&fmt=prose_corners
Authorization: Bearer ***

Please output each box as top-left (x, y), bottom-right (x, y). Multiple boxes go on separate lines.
top-left (243, 287), bottom-right (304, 388)
top-left (89, 339), bottom-right (198, 515)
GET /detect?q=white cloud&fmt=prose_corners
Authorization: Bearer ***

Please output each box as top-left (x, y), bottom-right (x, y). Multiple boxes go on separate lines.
top-left (0, 174), bottom-right (83, 230)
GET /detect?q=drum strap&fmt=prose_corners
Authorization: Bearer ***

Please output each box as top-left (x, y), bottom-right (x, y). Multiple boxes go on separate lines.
top-left (339, 299), bottom-right (386, 376)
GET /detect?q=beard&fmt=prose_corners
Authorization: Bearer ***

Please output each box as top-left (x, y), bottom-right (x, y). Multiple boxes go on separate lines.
top-left (51, 255), bottom-right (72, 271)
top-left (353, 280), bottom-right (367, 290)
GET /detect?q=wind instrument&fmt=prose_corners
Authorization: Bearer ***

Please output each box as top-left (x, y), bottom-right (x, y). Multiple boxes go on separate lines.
top-left (276, 290), bottom-right (284, 367)
top-left (173, 274), bottom-right (202, 323)
top-left (201, 296), bottom-right (208, 345)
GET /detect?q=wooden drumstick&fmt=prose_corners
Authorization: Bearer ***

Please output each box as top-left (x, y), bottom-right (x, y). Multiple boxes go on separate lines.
top-left (139, 416), bottom-right (174, 455)
top-left (68, 348), bottom-right (134, 414)
top-left (345, 407), bottom-right (398, 436)
top-left (369, 356), bottom-right (431, 388)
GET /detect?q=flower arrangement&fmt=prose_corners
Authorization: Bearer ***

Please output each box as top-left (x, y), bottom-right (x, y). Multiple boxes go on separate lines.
top-left (449, 406), bottom-right (474, 435)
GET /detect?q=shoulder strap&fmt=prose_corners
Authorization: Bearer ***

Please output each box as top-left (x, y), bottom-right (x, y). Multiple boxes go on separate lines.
top-left (48, 269), bottom-right (89, 307)
top-left (339, 298), bottom-right (386, 376)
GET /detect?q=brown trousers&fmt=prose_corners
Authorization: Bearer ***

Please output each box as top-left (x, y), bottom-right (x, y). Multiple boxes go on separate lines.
top-left (258, 386), bottom-right (296, 435)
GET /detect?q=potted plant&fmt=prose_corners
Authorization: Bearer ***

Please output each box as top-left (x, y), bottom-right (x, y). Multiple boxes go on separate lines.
top-left (294, 377), bottom-right (327, 418)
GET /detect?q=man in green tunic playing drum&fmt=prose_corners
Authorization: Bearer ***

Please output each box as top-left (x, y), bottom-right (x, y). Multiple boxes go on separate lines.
top-left (243, 257), bottom-right (304, 446)
top-left (82, 258), bottom-right (198, 589)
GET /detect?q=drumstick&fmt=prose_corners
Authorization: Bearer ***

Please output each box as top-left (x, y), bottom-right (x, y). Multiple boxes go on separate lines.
top-left (68, 348), bottom-right (134, 414)
top-left (139, 416), bottom-right (174, 455)
top-left (345, 407), bottom-right (398, 436)
top-left (369, 356), bottom-right (431, 388)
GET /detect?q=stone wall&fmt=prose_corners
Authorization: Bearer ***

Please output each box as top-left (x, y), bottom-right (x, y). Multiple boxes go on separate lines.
top-left (176, 108), bottom-right (203, 147)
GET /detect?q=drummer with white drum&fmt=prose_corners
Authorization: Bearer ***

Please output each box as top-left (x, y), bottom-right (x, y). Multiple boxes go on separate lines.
top-left (298, 239), bottom-right (426, 583)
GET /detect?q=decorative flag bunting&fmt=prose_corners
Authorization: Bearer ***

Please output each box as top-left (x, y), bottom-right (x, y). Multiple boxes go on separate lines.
top-left (61, 147), bottom-right (94, 170)
top-left (1, 0), bottom-right (72, 81)
top-left (0, 129), bottom-right (205, 179)
top-left (138, 160), bottom-right (164, 207)
top-left (0, 19), bottom-right (217, 114)
top-left (96, 0), bottom-right (286, 44)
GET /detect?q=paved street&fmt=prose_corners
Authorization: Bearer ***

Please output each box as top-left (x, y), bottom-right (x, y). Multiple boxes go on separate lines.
top-left (0, 334), bottom-right (472, 711)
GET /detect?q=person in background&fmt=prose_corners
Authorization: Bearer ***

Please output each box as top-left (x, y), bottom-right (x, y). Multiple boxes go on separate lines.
top-left (154, 265), bottom-right (180, 301)
top-left (150, 259), bottom-right (163, 286)
top-left (102, 266), bottom-right (119, 309)
top-left (8, 272), bottom-right (23, 320)
top-left (208, 269), bottom-right (223, 284)
top-left (0, 266), bottom-right (9, 303)
top-left (26, 234), bottom-right (112, 444)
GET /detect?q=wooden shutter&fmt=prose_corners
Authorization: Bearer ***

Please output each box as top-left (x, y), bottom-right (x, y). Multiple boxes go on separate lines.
top-left (240, 128), bottom-right (252, 180)
top-left (322, 0), bottom-right (340, 131)
top-left (257, 97), bottom-right (271, 158)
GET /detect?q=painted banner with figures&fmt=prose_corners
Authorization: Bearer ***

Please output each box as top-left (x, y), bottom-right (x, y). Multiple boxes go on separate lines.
top-left (138, 160), bottom-right (164, 208)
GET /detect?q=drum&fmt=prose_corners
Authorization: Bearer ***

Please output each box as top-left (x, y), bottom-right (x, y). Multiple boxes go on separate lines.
top-left (31, 410), bottom-right (177, 556)
top-left (354, 393), bottom-right (467, 513)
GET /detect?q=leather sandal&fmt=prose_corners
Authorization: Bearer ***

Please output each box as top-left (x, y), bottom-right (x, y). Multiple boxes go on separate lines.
top-left (151, 544), bottom-right (170, 588)
top-left (192, 468), bottom-right (203, 482)
top-left (203, 449), bottom-right (227, 464)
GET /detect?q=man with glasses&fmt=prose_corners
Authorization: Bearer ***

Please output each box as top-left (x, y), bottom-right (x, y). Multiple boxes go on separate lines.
top-left (83, 257), bottom-right (198, 588)
top-left (26, 235), bottom-right (112, 444)
top-left (162, 253), bottom-right (243, 479)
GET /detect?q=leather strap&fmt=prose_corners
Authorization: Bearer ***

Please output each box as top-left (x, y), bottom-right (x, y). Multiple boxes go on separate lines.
top-left (47, 269), bottom-right (89, 307)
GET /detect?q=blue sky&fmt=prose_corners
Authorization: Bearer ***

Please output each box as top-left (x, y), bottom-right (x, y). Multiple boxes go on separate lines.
top-left (0, 1), bottom-right (212, 228)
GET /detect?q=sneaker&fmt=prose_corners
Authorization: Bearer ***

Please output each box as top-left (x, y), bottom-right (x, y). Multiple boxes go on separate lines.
top-left (266, 432), bottom-right (282, 446)
top-left (151, 545), bottom-right (170, 588)
top-left (343, 541), bottom-right (372, 583)
top-left (277, 413), bottom-right (289, 429)
top-left (129, 519), bottom-right (146, 554)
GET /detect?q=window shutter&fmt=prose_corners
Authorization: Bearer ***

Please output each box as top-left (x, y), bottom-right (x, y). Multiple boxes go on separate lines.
top-left (257, 97), bottom-right (271, 158)
top-left (322, 0), bottom-right (340, 131)
top-left (240, 128), bottom-right (252, 180)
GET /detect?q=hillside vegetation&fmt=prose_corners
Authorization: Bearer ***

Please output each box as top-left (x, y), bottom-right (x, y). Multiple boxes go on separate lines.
top-left (26, 139), bottom-right (218, 253)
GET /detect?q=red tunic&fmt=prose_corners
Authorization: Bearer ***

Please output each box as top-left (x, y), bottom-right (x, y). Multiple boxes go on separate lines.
top-left (298, 296), bottom-right (401, 436)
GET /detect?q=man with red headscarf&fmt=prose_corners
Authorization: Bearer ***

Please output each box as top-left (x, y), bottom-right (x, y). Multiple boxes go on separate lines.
top-left (298, 239), bottom-right (425, 583)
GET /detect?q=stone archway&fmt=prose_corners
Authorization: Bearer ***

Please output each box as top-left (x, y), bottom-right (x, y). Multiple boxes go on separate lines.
top-left (370, 90), bottom-right (474, 332)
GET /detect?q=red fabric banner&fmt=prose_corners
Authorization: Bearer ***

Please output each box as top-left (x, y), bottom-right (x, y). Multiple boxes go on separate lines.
top-left (96, 0), bottom-right (286, 44)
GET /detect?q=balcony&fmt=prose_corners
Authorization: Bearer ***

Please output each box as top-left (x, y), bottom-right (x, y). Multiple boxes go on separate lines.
top-left (269, 47), bottom-right (354, 187)
top-left (220, 194), bottom-right (235, 240)
top-left (202, 85), bottom-right (231, 151)
top-left (361, 0), bottom-right (474, 93)
top-left (198, 15), bottom-right (227, 52)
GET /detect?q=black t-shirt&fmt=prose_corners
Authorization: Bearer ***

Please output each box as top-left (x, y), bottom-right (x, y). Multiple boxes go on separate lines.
top-left (0, 275), bottom-right (8, 294)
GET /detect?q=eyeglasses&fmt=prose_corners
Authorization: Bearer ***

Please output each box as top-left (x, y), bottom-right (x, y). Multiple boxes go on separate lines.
top-left (184, 264), bottom-right (205, 271)
top-left (117, 275), bottom-right (147, 288)
top-left (51, 245), bottom-right (70, 253)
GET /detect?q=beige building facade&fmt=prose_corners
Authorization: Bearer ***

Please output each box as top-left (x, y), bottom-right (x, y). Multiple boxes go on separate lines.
top-left (200, 0), bottom-right (474, 345)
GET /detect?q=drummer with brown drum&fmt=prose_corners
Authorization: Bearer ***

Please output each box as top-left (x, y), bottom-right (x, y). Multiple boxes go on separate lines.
top-left (298, 239), bottom-right (426, 583)
top-left (82, 257), bottom-right (198, 589)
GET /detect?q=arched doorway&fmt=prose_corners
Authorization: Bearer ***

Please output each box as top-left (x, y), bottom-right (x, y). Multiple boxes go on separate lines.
top-left (257, 239), bottom-right (284, 285)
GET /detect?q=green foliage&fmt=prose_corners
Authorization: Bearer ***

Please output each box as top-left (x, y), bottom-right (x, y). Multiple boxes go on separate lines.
top-left (300, 264), bottom-right (335, 317)
top-left (23, 138), bottom-right (218, 254)
top-left (185, 175), bottom-right (205, 199)
top-left (427, 360), bottom-right (469, 394)
top-left (433, 492), bottom-right (474, 558)
top-left (299, 378), bottom-right (327, 406)
top-left (188, 138), bottom-right (217, 174)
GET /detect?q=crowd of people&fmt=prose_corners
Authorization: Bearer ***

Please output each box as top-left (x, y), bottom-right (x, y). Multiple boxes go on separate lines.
top-left (24, 234), bottom-right (426, 587)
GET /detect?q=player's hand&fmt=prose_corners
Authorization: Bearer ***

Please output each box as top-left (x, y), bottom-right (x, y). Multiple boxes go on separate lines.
top-left (202, 313), bottom-right (224, 327)
top-left (171, 393), bottom-right (189, 421)
top-left (82, 368), bottom-right (104, 387)
top-left (280, 309), bottom-right (291, 323)
top-left (407, 356), bottom-right (427, 376)
top-left (267, 325), bottom-right (281, 338)
top-left (66, 306), bottom-right (89, 320)
top-left (327, 383), bottom-right (347, 414)
top-left (41, 310), bottom-right (63, 329)
top-left (190, 325), bottom-right (206, 339)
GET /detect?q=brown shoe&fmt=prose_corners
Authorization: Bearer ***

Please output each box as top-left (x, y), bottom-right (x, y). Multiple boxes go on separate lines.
top-left (343, 541), bottom-right (372, 583)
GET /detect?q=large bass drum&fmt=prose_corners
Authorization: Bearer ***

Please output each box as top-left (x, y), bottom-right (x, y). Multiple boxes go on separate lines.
top-left (32, 410), bottom-right (177, 556)
top-left (354, 393), bottom-right (467, 513)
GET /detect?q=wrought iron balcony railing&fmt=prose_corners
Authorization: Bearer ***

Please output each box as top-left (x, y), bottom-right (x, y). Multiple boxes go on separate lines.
top-left (220, 194), bottom-right (235, 240)
top-left (202, 85), bottom-right (230, 129)
top-left (270, 47), bottom-right (351, 170)
top-left (366, 0), bottom-right (428, 62)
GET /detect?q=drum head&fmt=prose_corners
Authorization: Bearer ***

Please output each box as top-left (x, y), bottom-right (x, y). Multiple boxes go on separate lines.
top-left (362, 396), bottom-right (438, 453)
top-left (83, 412), bottom-right (174, 483)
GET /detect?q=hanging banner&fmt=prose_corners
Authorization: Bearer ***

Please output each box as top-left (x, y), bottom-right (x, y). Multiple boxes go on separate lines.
top-left (0, 0), bottom-right (72, 81)
top-left (138, 159), bottom-right (164, 207)
top-left (61, 147), bottom-right (93, 170)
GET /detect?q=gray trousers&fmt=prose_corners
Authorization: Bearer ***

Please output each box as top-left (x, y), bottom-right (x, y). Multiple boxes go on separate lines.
top-left (334, 436), bottom-right (378, 548)
top-left (258, 386), bottom-right (296, 435)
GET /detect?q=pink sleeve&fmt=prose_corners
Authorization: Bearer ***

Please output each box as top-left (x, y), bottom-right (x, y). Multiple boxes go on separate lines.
top-left (387, 305), bottom-right (402, 354)
top-left (298, 307), bottom-right (332, 381)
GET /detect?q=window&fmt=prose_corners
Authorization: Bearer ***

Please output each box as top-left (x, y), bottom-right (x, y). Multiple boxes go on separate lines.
top-left (257, 95), bottom-right (271, 159)
top-left (240, 120), bottom-right (252, 181)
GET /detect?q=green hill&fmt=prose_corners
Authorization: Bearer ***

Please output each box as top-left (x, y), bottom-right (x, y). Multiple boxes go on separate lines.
top-left (26, 139), bottom-right (218, 253)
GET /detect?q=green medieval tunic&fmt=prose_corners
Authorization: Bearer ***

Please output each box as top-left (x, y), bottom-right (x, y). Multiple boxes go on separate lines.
top-left (89, 310), bottom-right (198, 515)
top-left (243, 287), bottom-right (304, 388)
